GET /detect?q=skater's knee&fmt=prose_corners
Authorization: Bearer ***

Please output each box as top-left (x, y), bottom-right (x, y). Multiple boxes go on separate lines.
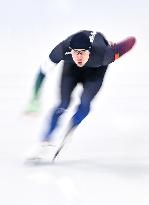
top-left (55, 107), bottom-right (66, 115)
top-left (59, 99), bottom-right (70, 111)
top-left (55, 99), bottom-right (70, 115)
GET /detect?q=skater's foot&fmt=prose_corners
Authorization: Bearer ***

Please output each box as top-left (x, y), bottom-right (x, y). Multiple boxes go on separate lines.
top-left (26, 141), bottom-right (57, 164)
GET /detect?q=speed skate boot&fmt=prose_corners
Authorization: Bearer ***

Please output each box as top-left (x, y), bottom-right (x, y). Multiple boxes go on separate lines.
top-left (26, 141), bottom-right (57, 164)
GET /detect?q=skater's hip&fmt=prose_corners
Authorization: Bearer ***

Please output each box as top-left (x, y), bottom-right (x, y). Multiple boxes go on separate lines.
top-left (61, 61), bottom-right (108, 82)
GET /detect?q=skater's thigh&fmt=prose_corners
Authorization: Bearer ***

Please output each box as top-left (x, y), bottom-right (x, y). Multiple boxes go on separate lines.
top-left (60, 63), bottom-right (77, 101)
top-left (81, 80), bottom-right (102, 105)
top-left (81, 66), bottom-right (108, 103)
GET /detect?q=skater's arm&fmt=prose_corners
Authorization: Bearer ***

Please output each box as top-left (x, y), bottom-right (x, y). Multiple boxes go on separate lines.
top-left (32, 70), bottom-right (46, 100)
top-left (32, 58), bottom-right (57, 99)
top-left (24, 70), bottom-right (45, 114)
top-left (49, 41), bottom-right (65, 63)
top-left (25, 39), bottom-right (65, 114)
top-left (25, 58), bottom-right (56, 114)
top-left (103, 37), bottom-right (136, 65)
top-left (112, 36), bottom-right (136, 60)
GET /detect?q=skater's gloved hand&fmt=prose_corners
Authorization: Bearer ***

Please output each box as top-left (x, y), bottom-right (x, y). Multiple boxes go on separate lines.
top-left (24, 95), bottom-right (41, 114)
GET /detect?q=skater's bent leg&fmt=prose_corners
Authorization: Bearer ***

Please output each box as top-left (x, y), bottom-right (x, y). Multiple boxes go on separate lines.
top-left (69, 79), bottom-right (104, 132)
top-left (68, 95), bottom-right (92, 133)
top-left (42, 71), bottom-right (77, 141)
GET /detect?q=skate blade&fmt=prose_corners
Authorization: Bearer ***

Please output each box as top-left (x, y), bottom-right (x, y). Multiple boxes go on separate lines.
top-left (24, 157), bottom-right (54, 166)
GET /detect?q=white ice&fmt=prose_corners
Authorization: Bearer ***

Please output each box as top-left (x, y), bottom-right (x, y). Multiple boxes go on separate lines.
top-left (0, 0), bottom-right (149, 204)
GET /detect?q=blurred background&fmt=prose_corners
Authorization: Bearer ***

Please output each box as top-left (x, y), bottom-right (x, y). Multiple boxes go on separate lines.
top-left (0, 0), bottom-right (149, 204)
